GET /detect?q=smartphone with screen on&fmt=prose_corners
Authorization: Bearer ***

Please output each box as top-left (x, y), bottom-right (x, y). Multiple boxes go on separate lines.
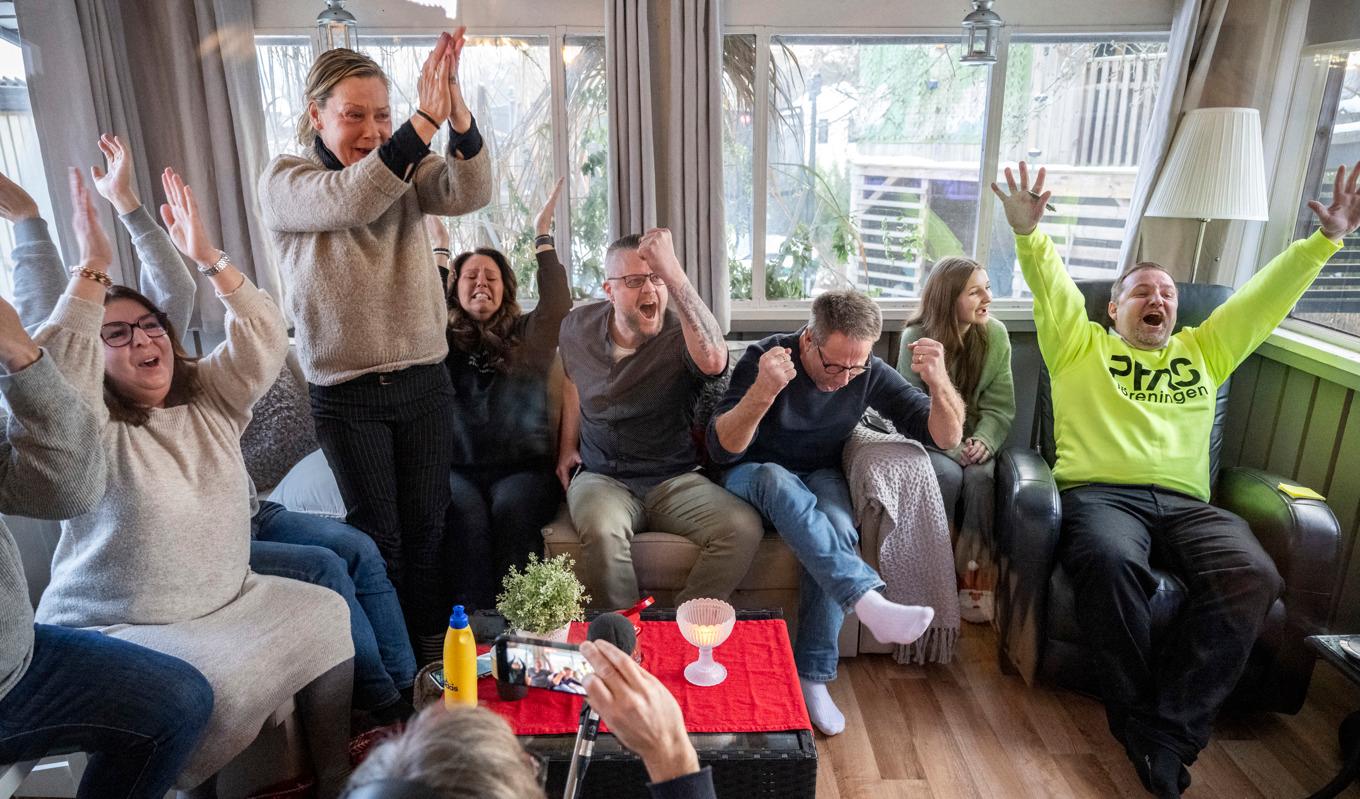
top-left (493, 634), bottom-right (594, 696)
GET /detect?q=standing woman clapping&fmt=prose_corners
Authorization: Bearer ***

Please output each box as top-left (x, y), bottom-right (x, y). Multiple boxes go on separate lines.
top-left (258, 31), bottom-right (492, 660)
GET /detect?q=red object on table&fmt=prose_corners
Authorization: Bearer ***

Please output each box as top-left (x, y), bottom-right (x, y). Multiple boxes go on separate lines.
top-left (480, 619), bottom-right (810, 736)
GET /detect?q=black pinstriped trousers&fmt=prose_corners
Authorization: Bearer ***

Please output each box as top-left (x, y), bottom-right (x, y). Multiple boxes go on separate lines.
top-left (308, 363), bottom-right (456, 637)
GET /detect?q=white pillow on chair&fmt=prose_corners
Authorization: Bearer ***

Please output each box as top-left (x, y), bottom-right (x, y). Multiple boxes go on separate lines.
top-left (266, 449), bottom-right (347, 519)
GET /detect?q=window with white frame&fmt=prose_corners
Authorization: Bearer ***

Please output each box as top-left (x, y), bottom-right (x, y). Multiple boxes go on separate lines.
top-left (254, 33), bottom-right (608, 300)
top-left (723, 32), bottom-right (1168, 304)
top-left (1290, 48), bottom-right (1360, 338)
top-left (0, 33), bottom-right (55, 302)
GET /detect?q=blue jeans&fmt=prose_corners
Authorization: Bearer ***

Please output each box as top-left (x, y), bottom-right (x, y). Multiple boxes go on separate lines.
top-left (722, 463), bottom-right (883, 682)
top-left (252, 501), bottom-right (416, 710)
top-left (0, 625), bottom-right (213, 798)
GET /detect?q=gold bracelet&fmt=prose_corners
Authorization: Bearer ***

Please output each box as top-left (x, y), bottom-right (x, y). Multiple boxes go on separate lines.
top-left (68, 265), bottom-right (112, 287)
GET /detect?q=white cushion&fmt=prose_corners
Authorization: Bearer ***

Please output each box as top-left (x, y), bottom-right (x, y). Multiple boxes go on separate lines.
top-left (267, 449), bottom-right (346, 519)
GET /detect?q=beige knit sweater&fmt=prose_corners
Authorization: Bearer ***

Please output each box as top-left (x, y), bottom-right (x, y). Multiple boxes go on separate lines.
top-left (258, 145), bottom-right (492, 386)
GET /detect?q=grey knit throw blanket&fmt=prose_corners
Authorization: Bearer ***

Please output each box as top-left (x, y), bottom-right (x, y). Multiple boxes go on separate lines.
top-left (843, 424), bottom-right (960, 664)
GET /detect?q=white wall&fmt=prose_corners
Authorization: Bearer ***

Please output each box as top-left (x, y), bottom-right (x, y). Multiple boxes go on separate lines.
top-left (251, 0), bottom-right (605, 33)
top-left (723, 0), bottom-right (1174, 31)
top-left (1306, 0), bottom-right (1360, 46)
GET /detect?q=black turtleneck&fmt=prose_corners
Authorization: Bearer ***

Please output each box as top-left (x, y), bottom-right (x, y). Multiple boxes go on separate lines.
top-left (314, 116), bottom-right (484, 177)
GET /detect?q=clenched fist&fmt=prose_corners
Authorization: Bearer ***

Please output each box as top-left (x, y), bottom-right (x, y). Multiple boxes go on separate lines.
top-left (637, 228), bottom-right (684, 285)
top-left (907, 337), bottom-right (949, 389)
top-left (753, 346), bottom-right (796, 403)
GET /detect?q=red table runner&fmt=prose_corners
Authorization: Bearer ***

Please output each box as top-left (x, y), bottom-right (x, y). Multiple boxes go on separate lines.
top-left (478, 619), bottom-right (810, 736)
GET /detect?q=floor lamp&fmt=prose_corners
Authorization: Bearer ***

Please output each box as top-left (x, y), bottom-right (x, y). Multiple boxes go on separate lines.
top-left (1144, 107), bottom-right (1270, 283)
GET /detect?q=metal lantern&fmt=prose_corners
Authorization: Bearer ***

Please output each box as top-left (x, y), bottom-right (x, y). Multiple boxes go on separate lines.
top-left (314, 0), bottom-right (358, 54)
top-left (960, 0), bottom-right (1003, 65)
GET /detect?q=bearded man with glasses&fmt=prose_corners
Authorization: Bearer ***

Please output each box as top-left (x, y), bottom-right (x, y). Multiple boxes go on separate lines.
top-left (707, 289), bottom-right (965, 736)
top-left (556, 229), bottom-right (764, 610)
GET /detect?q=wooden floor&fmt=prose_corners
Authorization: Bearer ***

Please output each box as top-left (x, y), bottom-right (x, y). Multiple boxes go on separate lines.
top-left (816, 623), bottom-right (1360, 798)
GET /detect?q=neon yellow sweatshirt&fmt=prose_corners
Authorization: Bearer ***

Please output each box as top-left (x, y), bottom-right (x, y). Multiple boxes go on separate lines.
top-left (1017, 229), bottom-right (1341, 501)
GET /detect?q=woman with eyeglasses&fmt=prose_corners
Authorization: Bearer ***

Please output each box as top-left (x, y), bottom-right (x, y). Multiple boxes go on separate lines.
top-left (424, 178), bottom-right (571, 609)
top-left (897, 257), bottom-right (1015, 623)
top-left (259, 34), bottom-right (492, 663)
top-left (29, 169), bottom-right (354, 797)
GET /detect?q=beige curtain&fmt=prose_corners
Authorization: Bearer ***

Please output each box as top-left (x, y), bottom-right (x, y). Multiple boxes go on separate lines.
top-left (657, 0), bottom-right (728, 330)
top-left (606, 0), bottom-right (659, 241)
top-left (15, 0), bottom-right (277, 341)
top-left (1118, 0), bottom-right (1229, 277)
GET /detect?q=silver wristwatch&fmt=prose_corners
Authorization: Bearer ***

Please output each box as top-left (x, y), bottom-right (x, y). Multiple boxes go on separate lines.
top-left (200, 250), bottom-right (231, 277)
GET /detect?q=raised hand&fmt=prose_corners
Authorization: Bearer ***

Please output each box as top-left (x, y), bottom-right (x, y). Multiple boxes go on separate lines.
top-left (535, 177), bottom-right (565, 236)
top-left (158, 168), bottom-right (218, 267)
top-left (989, 161), bottom-right (1050, 236)
top-left (0, 295), bottom-right (39, 373)
top-left (414, 31), bottom-right (456, 137)
top-left (90, 133), bottom-right (139, 215)
top-left (447, 27), bottom-right (473, 134)
top-left (70, 168), bottom-right (112, 272)
top-left (907, 337), bottom-right (950, 390)
top-left (753, 346), bottom-right (796, 403)
top-left (0, 171), bottom-right (38, 223)
top-left (638, 228), bottom-right (685, 286)
top-left (424, 214), bottom-right (450, 251)
top-left (1309, 161), bottom-right (1360, 242)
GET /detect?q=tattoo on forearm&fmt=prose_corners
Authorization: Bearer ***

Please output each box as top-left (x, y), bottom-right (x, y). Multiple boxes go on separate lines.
top-left (673, 283), bottom-right (724, 360)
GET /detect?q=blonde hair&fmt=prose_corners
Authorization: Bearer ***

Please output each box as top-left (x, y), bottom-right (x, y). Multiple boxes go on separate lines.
top-left (347, 705), bottom-right (545, 798)
top-left (295, 48), bottom-right (389, 147)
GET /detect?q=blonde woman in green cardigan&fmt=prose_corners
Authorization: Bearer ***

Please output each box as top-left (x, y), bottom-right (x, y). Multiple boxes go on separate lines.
top-left (898, 258), bottom-right (1015, 622)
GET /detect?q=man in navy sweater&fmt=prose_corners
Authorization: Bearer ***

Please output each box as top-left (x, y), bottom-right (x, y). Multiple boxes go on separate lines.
top-left (707, 290), bottom-right (964, 735)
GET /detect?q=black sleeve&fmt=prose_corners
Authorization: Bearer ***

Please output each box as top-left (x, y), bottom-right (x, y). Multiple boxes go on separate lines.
top-left (868, 358), bottom-right (933, 444)
top-left (517, 249), bottom-right (572, 366)
top-left (447, 115), bottom-right (484, 160)
top-left (647, 767), bottom-right (716, 799)
top-left (377, 120), bottom-right (432, 180)
top-left (705, 342), bottom-right (763, 465)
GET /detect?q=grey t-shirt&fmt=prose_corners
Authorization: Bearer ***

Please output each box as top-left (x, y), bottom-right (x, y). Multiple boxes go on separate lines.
top-left (558, 302), bottom-right (726, 496)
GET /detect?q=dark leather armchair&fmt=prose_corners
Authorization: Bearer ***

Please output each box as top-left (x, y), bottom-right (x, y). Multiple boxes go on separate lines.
top-left (995, 281), bottom-right (1342, 714)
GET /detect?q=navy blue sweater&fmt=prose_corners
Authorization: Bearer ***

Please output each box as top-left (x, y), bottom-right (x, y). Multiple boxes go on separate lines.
top-left (707, 331), bottom-right (933, 472)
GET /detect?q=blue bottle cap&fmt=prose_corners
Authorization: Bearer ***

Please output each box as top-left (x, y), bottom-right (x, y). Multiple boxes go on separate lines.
top-left (449, 604), bottom-right (470, 629)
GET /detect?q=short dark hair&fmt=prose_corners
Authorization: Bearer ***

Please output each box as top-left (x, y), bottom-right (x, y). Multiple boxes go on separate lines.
top-left (605, 234), bottom-right (643, 273)
top-left (808, 290), bottom-right (882, 345)
top-left (1110, 262), bottom-right (1172, 303)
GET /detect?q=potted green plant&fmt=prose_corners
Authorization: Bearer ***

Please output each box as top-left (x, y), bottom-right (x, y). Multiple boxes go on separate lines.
top-left (496, 553), bottom-right (591, 642)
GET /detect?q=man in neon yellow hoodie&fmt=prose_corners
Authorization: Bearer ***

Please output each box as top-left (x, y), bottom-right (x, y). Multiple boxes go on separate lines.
top-left (993, 161), bottom-right (1360, 798)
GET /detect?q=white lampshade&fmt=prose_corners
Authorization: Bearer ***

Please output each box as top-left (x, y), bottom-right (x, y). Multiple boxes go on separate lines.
top-left (1145, 107), bottom-right (1269, 221)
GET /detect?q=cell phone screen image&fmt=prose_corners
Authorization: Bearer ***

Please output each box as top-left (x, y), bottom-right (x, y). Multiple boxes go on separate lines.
top-left (495, 635), bottom-right (594, 696)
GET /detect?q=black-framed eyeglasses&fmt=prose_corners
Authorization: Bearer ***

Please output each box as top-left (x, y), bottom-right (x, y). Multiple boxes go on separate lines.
top-left (605, 273), bottom-right (665, 290)
top-left (816, 346), bottom-right (871, 376)
top-left (100, 312), bottom-right (169, 348)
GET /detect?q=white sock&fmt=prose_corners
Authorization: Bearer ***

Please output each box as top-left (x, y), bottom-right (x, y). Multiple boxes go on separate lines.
top-left (854, 590), bottom-right (934, 645)
top-left (800, 678), bottom-right (845, 736)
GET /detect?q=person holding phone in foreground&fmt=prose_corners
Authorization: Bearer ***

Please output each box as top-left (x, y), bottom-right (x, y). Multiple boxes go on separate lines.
top-left (344, 639), bottom-right (714, 799)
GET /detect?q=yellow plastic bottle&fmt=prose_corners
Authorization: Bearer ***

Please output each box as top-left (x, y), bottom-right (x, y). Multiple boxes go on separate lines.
top-left (443, 604), bottom-right (478, 708)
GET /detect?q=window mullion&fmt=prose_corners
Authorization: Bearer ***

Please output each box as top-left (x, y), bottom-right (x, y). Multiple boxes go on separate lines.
top-left (549, 29), bottom-right (572, 275)
top-left (974, 27), bottom-right (1011, 269)
top-left (752, 29), bottom-right (772, 305)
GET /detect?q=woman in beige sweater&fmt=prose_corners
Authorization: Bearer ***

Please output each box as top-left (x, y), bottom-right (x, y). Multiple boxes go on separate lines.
top-left (35, 169), bottom-right (354, 797)
top-left (258, 33), bottom-right (492, 658)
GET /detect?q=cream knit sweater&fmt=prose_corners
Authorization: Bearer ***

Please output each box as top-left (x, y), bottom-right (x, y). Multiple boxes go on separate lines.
top-left (258, 145), bottom-right (492, 386)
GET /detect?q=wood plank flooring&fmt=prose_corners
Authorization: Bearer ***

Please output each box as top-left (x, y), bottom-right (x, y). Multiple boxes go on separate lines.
top-left (817, 623), bottom-right (1360, 798)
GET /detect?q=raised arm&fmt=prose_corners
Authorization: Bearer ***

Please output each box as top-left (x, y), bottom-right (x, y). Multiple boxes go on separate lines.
top-left (901, 338), bottom-right (965, 450)
top-left (0, 171), bottom-right (65, 329)
top-left (638, 228), bottom-right (726, 376)
top-left (555, 374), bottom-right (583, 490)
top-left (90, 135), bottom-right (197, 336)
top-left (161, 169), bottom-right (286, 423)
top-left (991, 162), bottom-right (1094, 374)
top-left (709, 343), bottom-right (794, 462)
top-left (1193, 160), bottom-right (1359, 384)
top-left (521, 178), bottom-right (572, 352)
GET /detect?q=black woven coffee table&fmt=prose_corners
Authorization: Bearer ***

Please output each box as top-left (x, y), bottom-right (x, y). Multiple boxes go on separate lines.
top-left (1303, 635), bottom-right (1360, 798)
top-left (520, 608), bottom-right (816, 799)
